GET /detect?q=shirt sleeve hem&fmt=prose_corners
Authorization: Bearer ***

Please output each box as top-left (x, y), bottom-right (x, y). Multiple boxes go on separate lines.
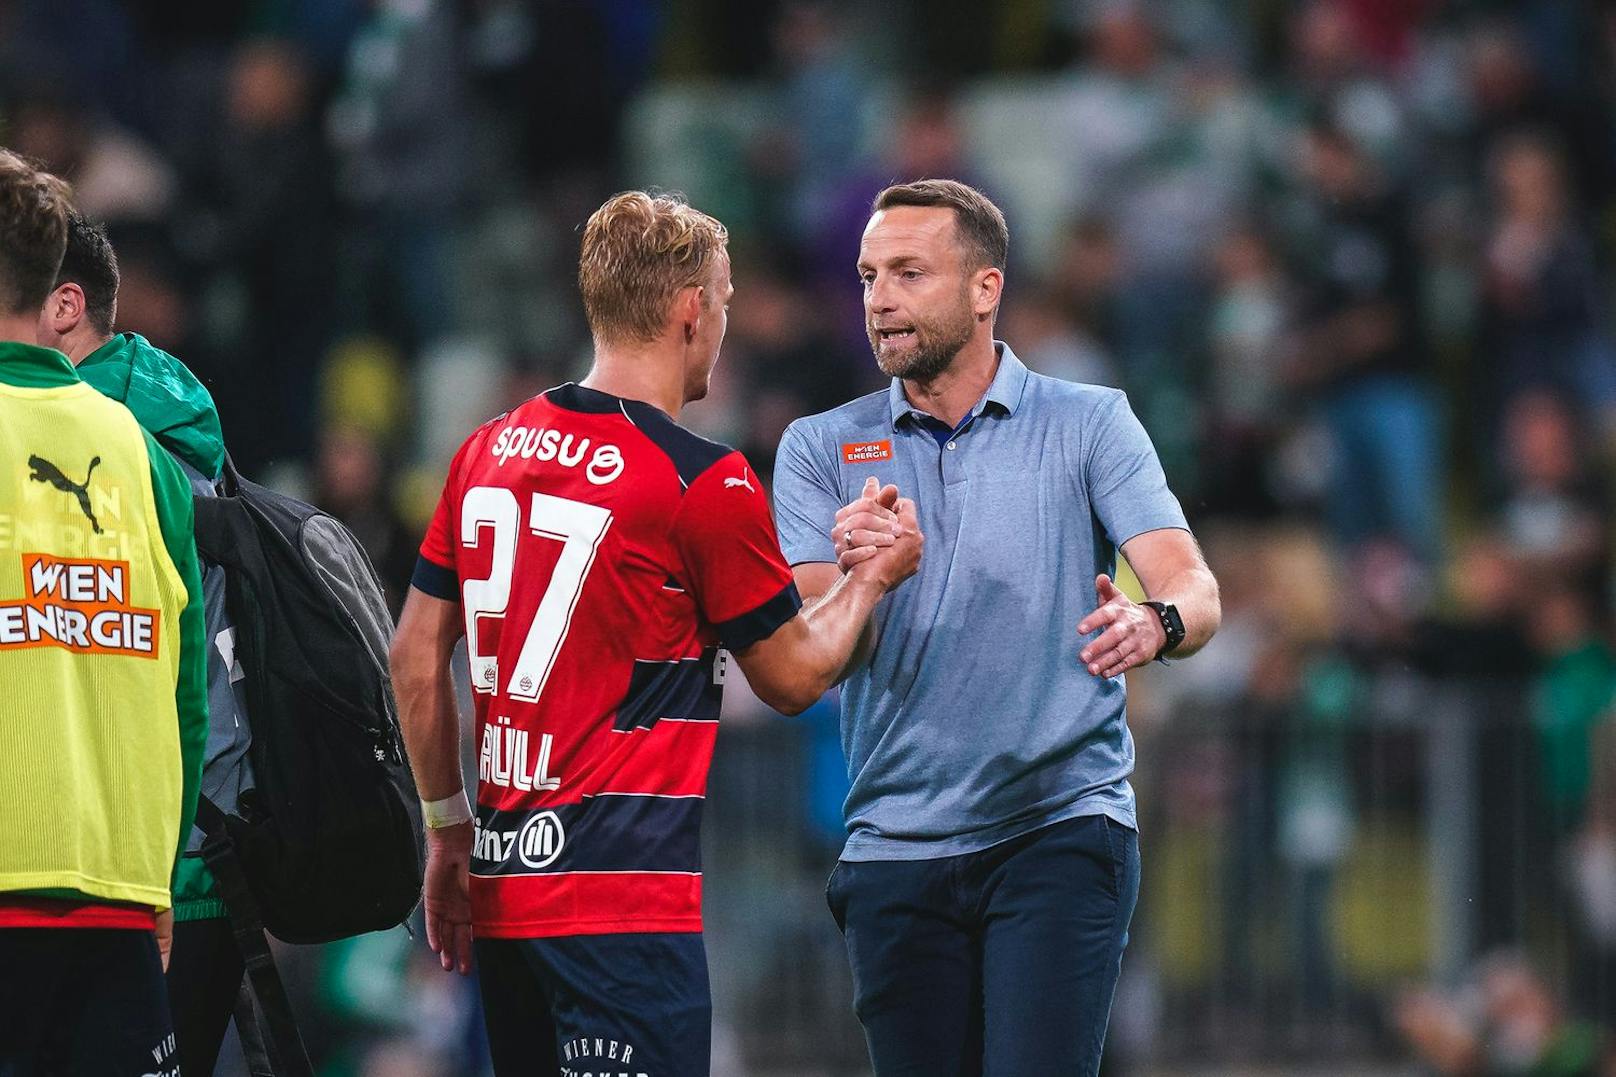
top-left (718, 581), bottom-right (803, 651)
top-left (1110, 520), bottom-right (1191, 549)
top-left (410, 554), bottom-right (459, 601)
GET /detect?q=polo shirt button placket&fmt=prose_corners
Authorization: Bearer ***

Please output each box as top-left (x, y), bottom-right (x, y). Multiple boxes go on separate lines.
top-left (941, 432), bottom-right (968, 485)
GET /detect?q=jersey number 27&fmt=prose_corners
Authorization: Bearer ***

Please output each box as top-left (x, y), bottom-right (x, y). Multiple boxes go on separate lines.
top-left (459, 486), bottom-right (613, 702)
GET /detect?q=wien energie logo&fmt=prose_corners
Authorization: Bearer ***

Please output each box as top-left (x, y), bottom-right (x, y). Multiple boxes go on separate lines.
top-left (842, 439), bottom-right (893, 464)
top-left (0, 553), bottom-right (161, 658)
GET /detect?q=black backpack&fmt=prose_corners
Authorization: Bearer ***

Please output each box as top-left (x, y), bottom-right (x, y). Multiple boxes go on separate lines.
top-left (190, 457), bottom-right (425, 1076)
top-left (191, 457), bottom-right (425, 943)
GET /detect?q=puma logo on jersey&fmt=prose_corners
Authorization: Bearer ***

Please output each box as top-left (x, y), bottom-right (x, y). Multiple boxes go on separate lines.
top-left (28, 454), bottom-right (103, 534)
top-left (723, 469), bottom-right (755, 493)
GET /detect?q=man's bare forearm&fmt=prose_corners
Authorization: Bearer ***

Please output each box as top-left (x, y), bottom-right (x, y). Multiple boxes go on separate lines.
top-left (390, 591), bottom-right (470, 801)
top-left (741, 568), bottom-right (890, 714)
top-left (1145, 565), bottom-right (1221, 657)
top-left (801, 571), bottom-right (884, 684)
top-left (396, 665), bottom-right (466, 800)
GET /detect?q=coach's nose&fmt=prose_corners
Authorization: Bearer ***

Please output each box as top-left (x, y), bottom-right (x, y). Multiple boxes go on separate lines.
top-left (866, 272), bottom-right (898, 315)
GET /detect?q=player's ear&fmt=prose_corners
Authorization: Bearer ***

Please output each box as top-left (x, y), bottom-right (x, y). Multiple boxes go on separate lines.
top-left (41, 283), bottom-right (86, 337)
top-left (678, 285), bottom-right (704, 343)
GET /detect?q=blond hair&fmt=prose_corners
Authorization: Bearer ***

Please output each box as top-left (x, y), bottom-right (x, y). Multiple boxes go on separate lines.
top-left (578, 191), bottom-right (729, 345)
top-left (0, 150), bottom-right (72, 315)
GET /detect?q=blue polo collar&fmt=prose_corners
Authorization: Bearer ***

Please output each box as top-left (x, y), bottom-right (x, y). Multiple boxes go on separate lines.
top-left (888, 340), bottom-right (1029, 431)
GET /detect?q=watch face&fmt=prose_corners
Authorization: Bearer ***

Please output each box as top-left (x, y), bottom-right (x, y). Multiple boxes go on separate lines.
top-left (1151, 602), bottom-right (1185, 650)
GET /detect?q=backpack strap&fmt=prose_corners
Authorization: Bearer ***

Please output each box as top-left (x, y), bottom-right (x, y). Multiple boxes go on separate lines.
top-left (195, 796), bottom-right (315, 1077)
top-left (234, 981), bottom-right (276, 1077)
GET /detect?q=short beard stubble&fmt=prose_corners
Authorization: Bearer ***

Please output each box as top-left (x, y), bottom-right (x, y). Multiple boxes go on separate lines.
top-left (870, 291), bottom-right (977, 383)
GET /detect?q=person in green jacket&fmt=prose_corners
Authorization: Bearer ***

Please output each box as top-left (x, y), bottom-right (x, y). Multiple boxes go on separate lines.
top-left (1, 152), bottom-right (207, 1074)
top-left (37, 211), bottom-right (250, 1077)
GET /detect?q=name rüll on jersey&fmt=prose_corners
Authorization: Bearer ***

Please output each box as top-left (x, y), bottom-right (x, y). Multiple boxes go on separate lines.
top-left (490, 424), bottom-right (624, 486)
top-left (479, 715), bottom-right (562, 793)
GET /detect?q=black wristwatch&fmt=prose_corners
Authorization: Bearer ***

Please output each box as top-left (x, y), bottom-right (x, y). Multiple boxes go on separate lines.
top-left (1142, 601), bottom-right (1186, 660)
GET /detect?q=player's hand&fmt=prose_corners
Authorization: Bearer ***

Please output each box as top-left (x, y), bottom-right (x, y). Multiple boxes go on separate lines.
top-left (424, 820), bottom-right (475, 976)
top-left (833, 477), bottom-right (904, 569)
top-left (155, 908), bottom-right (173, 973)
top-left (847, 496), bottom-right (922, 590)
top-left (1077, 574), bottom-right (1166, 679)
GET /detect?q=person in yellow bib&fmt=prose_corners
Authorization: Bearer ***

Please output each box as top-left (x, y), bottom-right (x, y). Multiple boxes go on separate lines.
top-left (0, 151), bottom-right (207, 1075)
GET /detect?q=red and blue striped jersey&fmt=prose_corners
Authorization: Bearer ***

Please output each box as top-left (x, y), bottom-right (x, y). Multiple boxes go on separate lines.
top-left (413, 383), bottom-right (800, 938)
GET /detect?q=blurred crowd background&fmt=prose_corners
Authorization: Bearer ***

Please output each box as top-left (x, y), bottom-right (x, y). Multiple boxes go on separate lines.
top-left (5, 0), bottom-right (1616, 1073)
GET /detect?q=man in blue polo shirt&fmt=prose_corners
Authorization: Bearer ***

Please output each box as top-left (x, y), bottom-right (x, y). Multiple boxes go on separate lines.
top-left (773, 179), bottom-right (1221, 1074)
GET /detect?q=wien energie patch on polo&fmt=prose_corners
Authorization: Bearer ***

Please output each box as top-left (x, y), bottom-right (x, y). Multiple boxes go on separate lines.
top-left (842, 440), bottom-right (893, 464)
top-left (0, 553), bottom-right (161, 657)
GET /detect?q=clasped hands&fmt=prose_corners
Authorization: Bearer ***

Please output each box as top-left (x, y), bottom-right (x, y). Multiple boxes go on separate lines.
top-left (831, 477), bottom-right (922, 590)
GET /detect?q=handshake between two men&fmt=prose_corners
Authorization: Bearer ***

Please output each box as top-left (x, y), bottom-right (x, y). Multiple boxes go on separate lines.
top-left (828, 477), bottom-right (1176, 679)
top-left (832, 477), bottom-right (921, 580)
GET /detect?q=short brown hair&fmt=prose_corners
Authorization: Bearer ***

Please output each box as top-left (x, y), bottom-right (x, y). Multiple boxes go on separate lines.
top-left (872, 179), bottom-right (1009, 271)
top-left (578, 191), bottom-right (729, 344)
top-left (0, 150), bottom-right (72, 315)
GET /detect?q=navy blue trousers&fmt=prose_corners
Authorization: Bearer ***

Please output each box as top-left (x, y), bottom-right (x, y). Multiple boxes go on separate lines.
top-left (475, 932), bottom-right (710, 1077)
top-left (828, 813), bottom-right (1140, 1077)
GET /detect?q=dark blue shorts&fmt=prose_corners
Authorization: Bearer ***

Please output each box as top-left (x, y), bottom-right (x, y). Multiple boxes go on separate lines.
top-left (474, 932), bottom-right (710, 1077)
top-left (828, 813), bottom-right (1141, 1077)
top-left (0, 927), bottom-right (177, 1076)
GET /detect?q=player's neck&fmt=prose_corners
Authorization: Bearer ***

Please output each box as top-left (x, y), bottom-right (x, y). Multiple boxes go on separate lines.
top-left (581, 348), bottom-right (687, 421)
top-left (59, 330), bottom-right (114, 366)
top-left (901, 334), bottom-right (999, 429)
top-left (0, 315), bottom-right (41, 348)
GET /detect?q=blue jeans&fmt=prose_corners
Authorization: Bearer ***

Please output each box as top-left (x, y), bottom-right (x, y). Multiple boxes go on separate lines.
top-left (1322, 375), bottom-right (1443, 561)
top-left (828, 814), bottom-right (1141, 1076)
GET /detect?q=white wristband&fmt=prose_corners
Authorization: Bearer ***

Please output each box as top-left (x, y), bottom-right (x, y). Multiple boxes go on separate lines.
top-left (421, 790), bottom-right (473, 829)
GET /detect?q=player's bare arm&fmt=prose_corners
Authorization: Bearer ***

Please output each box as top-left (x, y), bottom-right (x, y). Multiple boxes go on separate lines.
top-left (737, 493), bottom-right (921, 714)
top-left (390, 588), bottom-right (475, 976)
top-left (1076, 528), bottom-right (1221, 679)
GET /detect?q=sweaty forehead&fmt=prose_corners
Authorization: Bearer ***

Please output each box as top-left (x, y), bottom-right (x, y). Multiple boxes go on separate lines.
top-left (860, 206), bottom-right (959, 263)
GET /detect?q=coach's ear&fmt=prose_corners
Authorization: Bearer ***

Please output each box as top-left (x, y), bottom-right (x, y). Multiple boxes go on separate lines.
top-left (41, 282), bottom-right (88, 337)
top-left (972, 266), bottom-right (1003, 321)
